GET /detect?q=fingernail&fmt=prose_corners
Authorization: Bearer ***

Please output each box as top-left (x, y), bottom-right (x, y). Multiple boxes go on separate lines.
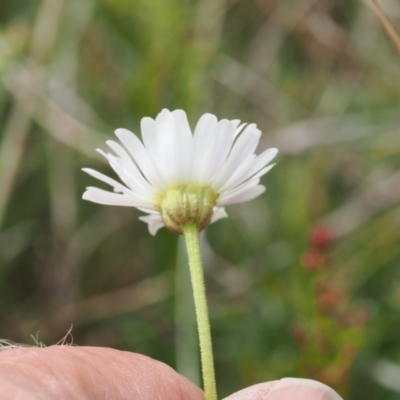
top-left (264, 378), bottom-right (343, 400)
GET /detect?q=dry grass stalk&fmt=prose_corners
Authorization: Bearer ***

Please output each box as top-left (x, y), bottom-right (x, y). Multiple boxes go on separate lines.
top-left (371, 0), bottom-right (400, 55)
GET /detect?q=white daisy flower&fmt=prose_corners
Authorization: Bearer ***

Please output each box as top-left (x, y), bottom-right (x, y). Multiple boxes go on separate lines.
top-left (82, 109), bottom-right (278, 235)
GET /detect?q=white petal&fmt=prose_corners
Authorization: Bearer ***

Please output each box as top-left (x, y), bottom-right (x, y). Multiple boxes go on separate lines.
top-left (83, 187), bottom-right (145, 207)
top-left (171, 110), bottom-right (193, 180)
top-left (141, 114), bottom-right (179, 183)
top-left (192, 113), bottom-right (218, 180)
top-left (220, 150), bottom-right (277, 193)
top-left (235, 148), bottom-right (278, 187)
top-left (105, 140), bottom-right (141, 182)
top-left (84, 186), bottom-right (156, 209)
top-left (82, 168), bottom-right (132, 194)
top-left (250, 163), bottom-right (276, 181)
top-left (211, 124), bottom-right (261, 190)
top-left (140, 117), bottom-right (159, 161)
top-left (115, 128), bottom-right (166, 189)
top-left (139, 213), bottom-right (165, 236)
top-left (193, 113), bottom-right (218, 141)
top-left (211, 207), bottom-right (228, 224)
top-left (172, 109), bottom-right (192, 139)
top-left (218, 184), bottom-right (266, 205)
top-left (234, 122), bottom-right (247, 138)
top-left (108, 155), bottom-right (154, 197)
top-left (198, 119), bottom-right (235, 183)
top-left (154, 110), bottom-right (181, 182)
top-left (107, 156), bottom-right (138, 192)
top-left (137, 207), bottom-right (159, 214)
top-left (230, 119), bottom-right (241, 130)
top-left (98, 146), bottom-right (154, 196)
top-left (254, 147), bottom-right (278, 170)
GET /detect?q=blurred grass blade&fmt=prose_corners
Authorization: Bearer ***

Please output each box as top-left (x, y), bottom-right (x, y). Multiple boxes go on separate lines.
top-left (0, 0), bottom-right (67, 229)
top-left (371, 0), bottom-right (400, 55)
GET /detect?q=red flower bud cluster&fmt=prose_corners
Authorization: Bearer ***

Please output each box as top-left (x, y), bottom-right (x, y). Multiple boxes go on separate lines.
top-left (291, 325), bottom-right (308, 348)
top-left (317, 283), bottom-right (343, 313)
top-left (337, 308), bottom-right (370, 328)
top-left (301, 251), bottom-right (323, 270)
top-left (310, 225), bottom-right (334, 251)
top-left (301, 224), bottom-right (334, 271)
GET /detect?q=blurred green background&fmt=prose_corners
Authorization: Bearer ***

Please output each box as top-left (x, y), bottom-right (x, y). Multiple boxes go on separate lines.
top-left (1, 0), bottom-right (400, 398)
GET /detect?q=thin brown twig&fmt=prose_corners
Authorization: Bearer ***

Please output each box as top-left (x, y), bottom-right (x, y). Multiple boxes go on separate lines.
top-left (371, 0), bottom-right (400, 56)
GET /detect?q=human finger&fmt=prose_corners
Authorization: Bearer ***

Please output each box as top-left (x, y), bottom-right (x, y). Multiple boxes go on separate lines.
top-left (0, 345), bottom-right (205, 400)
top-left (224, 377), bottom-right (343, 400)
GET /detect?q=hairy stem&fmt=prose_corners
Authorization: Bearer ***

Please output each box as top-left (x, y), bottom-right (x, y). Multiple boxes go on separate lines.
top-left (182, 223), bottom-right (217, 400)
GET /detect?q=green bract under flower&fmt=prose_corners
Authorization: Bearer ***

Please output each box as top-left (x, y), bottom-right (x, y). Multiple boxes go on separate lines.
top-left (156, 184), bottom-right (218, 234)
top-left (82, 109), bottom-right (278, 235)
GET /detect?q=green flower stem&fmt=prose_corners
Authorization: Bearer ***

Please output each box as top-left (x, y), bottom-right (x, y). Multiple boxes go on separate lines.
top-left (182, 223), bottom-right (217, 400)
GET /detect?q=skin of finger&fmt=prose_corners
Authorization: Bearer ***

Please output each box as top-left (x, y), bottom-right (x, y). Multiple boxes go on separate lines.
top-left (224, 378), bottom-right (343, 400)
top-left (264, 378), bottom-right (343, 400)
top-left (223, 381), bottom-right (279, 399)
top-left (0, 346), bottom-right (205, 400)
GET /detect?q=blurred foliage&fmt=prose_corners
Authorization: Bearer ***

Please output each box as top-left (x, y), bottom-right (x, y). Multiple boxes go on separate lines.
top-left (1, 0), bottom-right (400, 398)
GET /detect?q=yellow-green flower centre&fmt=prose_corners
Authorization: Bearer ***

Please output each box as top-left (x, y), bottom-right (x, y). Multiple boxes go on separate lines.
top-left (155, 184), bottom-right (219, 234)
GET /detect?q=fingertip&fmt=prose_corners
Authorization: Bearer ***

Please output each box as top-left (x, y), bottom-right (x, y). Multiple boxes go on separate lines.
top-left (223, 381), bottom-right (278, 399)
top-left (264, 378), bottom-right (343, 400)
top-left (224, 378), bottom-right (342, 400)
top-left (0, 346), bottom-right (205, 400)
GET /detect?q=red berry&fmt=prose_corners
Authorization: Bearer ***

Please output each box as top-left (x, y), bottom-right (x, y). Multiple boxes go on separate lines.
top-left (310, 225), bottom-right (334, 251)
top-left (301, 251), bottom-right (322, 270)
top-left (317, 284), bottom-right (343, 313)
